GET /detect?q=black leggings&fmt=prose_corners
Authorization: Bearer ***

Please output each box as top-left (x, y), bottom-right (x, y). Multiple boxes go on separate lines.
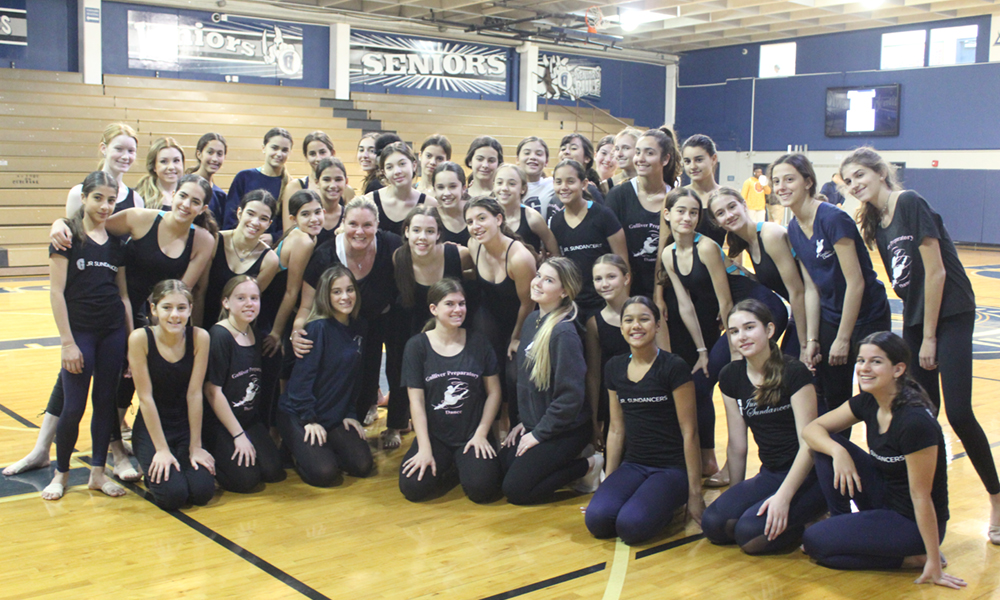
top-left (904, 311), bottom-right (999, 495)
top-left (203, 419), bottom-right (286, 493)
top-left (357, 308), bottom-right (408, 429)
top-left (276, 411), bottom-right (374, 487)
top-left (46, 374), bottom-right (124, 446)
top-left (398, 436), bottom-right (503, 504)
top-left (499, 423), bottom-right (591, 505)
top-left (132, 413), bottom-right (216, 511)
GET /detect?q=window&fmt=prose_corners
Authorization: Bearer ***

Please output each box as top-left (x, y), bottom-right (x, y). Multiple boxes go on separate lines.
top-left (759, 42), bottom-right (796, 78)
top-left (929, 25), bottom-right (977, 66)
top-left (880, 30), bottom-right (925, 69)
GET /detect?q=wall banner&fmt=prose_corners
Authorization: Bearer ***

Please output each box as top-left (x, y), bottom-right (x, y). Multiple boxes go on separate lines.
top-left (0, 0), bottom-right (27, 47)
top-left (127, 10), bottom-right (304, 79)
top-left (536, 54), bottom-right (601, 101)
top-left (350, 31), bottom-right (507, 95)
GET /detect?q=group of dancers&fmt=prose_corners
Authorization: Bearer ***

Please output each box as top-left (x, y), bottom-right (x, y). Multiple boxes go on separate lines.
top-left (5, 120), bottom-right (998, 589)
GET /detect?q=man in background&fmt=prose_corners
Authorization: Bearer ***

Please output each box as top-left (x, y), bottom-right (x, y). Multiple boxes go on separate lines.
top-left (742, 167), bottom-right (770, 223)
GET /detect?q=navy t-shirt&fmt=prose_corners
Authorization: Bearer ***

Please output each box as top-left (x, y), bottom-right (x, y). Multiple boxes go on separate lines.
top-left (50, 235), bottom-right (126, 332)
top-left (225, 169), bottom-right (284, 239)
top-left (401, 330), bottom-right (498, 447)
top-left (605, 180), bottom-right (660, 298)
top-left (875, 191), bottom-right (975, 328)
top-left (718, 356), bottom-right (814, 472)
top-left (549, 202), bottom-right (623, 312)
top-left (849, 393), bottom-right (949, 522)
top-left (788, 202), bottom-right (888, 324)
top-left (206, 324), bottom-right (263, 427)
top-left (604, 350), bottom-right (692, 469)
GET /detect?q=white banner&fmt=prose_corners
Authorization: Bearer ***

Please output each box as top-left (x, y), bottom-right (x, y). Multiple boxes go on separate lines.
top-left (536, 54), bottom-right (601, 101)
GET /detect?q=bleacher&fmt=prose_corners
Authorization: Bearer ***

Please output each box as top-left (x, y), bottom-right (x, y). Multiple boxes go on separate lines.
top-left (0, 68), bottom-right (632, 275)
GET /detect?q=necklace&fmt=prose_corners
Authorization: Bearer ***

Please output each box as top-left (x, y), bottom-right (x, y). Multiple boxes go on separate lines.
top-left (231, 233), bottom-right (257, 263)
top-left (227, 316), bottom-right (250, 337)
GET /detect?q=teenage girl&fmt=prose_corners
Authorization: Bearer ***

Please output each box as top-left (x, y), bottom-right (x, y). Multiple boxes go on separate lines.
top-left (280, 265), bottom-right (374, 487)
top-left (777, 153), bottom-right (890, 434)
top-left (516, 136), bottom-right (557, 222)
top-left (594, 135), bottom-right (617, 195)
top-left (135, 136), bottom-right (184, 211)
top-left (40, 172), bottom-right (131, 500)
top-left (605, 129), bottom-right (674, 298)
top-left (204, 276), bottom-right (285, 493)
top-left (399, 279), bottom-right (503, 504)
top-left (312, 157), bottom-right (349, 247)
top-left (559, 133), bottom-right (604, 204)
top-left (802, 332), bottom-right (964, 589)
top-left (500, 258), bottom-right (602, 505)
top-left (415, 134), bottom-right (452, 197)
top-left (843, 146), bottom-right (999, 542)
top-left (701, 300), bottom-right (825, 554)
top-left (547, 159), bottom-right (628, 321)
top-left (585, 296), bottom-right (703, 545)
top-left (584, 255), bottom-right (631, 450)
top-left (357, 132), bottom-right (380, 195)
top-left (282, 131), bottom-right (350, 209)
top-left (431, 162), bottom-right (471, 246)
top-left (190, 133), bottom-right (228, 225)
top-left (129, 280), bottom-right (215, 511)
top-left (492, 163), bottom-right (559, 259)
top-left (5, 123), bottom-right (144, 478)
top-left (682, 134), bottom-right (727, 247)
top-left (366, 142), bottom-right (433, 237)
top-left (612, 128), bottom-right (641, 187)
top-left (224, 127), bottom-right (293, 241)
top-left (465, 136), bottom-right (503, 198)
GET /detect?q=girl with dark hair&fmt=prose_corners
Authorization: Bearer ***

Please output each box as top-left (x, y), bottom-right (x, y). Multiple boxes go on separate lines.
top-left (655, 132), bottom-right (726, 259)
top-left (357, 132), bottom-right (380, 195)
top-left (559, 133), bottom-right (604, 204)
top-left (841, 146), bottom-right (998, 541)
top-left (585, 296), bottom-right (703, 544)
top-left (313, 157), bottom-right (349, 247)
top-left (548, 160), bottom-right (628, 322)
top-left (431, 162), bottom-right (471, 245)
top-left (190, 133), bottom-right (228, 225)
top-left (595, 135), bottom-right (617, 195)
top-left (204, 276), bottom-right (285, 493)
top-left (415, 134), bottom-right (452, 197)
top-left (584, 255), bottom-right (631, 449)
top-left (135, 137), bottom-right (185, 212)
top-left (282, 131), bottom-right (349, 209)
top-left (40, 172), bottom-right (132, 500)
top-left (366, 142), bottom-right (434, 237)
top-left (517, 136), bottom-right (557, 222)
top-left (465, 136), bottom-right (503, 198)
top-left (612, 128), bottom-right (642, 187)
top-left (399, 279), bottom-right (503, 503)
top-left (501, 258), bottom-right (601, 504)
top-left (492, 163), bottom-right (559, 259)
top-left (777, 153), bottom-right (890, 437)
top-left (223, 127), bottom-right (293, 242)
top-left (129, 280), bottom-right (215, 511)
top-left (280, 265), bottom-right (373, 487)
top-left (701, 300), bottom-right (825, 554)
top-left (802, 332), bottom-right (963, 588)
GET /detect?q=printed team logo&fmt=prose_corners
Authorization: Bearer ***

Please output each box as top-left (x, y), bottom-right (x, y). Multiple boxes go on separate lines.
top-left (231, 375), bottom-right (259, 411)
top-left (76, 258), bottom-right (86, 271)
top-left (433, 378), bottom-right (469, 411)
top-left (634, 232), bottom-right (659, 259)
top-left (815, 239), bottom-right (834, 260)
top-left (890, 247), bottom-right (911, 288)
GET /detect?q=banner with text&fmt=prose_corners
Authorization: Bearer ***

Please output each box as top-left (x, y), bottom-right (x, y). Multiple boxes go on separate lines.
top-left (350, 31), bottom-right (507, 96)
top-left (127, 10), bottom-right (303, 79)
top-left (536, 54), bottom-right (601, 101)
top-left (0, 0), bottom-right (27, 46)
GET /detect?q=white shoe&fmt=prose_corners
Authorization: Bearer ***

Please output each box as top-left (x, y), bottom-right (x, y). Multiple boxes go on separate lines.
top-left (572, 453), bottom-right (604, 494)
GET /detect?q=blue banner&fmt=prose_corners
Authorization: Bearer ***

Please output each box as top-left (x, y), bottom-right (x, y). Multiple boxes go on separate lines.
top-left (0, 0), bottom-right (27, 46)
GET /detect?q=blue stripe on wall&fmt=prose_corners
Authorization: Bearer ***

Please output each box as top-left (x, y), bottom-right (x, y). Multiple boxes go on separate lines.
top-left (0, 0), bottom-right (77, 71)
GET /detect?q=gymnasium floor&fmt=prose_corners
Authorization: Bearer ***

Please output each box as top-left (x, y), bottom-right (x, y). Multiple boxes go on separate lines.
top-left (1, 249), bottom-right (999, 599)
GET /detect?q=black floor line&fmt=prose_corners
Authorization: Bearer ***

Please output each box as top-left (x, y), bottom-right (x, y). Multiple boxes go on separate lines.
top-left (949, 440), bottom-right (1000, 461)
top-left (973, 375), bottom-right (1000, 383)
top-left (478, 562), bottom-right (607, 600)
top-left (634, 534), bottom-right (705, 560)
top-left (0, 401), bottom-right (39, 428)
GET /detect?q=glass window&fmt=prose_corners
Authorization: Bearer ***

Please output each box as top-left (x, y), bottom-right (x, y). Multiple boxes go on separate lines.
top-left (759, 42), bottom-right (796, 78)
top-left (929, 25), bottom-right (977, 66)
top-left (881, 30), bottom-right (926, 69)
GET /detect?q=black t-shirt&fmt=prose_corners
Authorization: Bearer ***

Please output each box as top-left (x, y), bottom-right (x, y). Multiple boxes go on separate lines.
top-left (718, 357), bottom-right (814, 472)
top-left (876, 191), bottom-right (975, 328)
top-left (549, 202), bottom-right (623, 312)
top-left (401, 330), bottom-right (498, 447)
top-left (849, 393), bottom-right (949, 522)
top-left (206, 324), bottom-right (263, 427)
top-left (50, 235), bottom-right (126, 332)
top-left (605, 181), bottom-right (660, 298)
top-left (604, 350), bottom-right (692, 469)
top-left (303, 231), bottom-right (402, 321)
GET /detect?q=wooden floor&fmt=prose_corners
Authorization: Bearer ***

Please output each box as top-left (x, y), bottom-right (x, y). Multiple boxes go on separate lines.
top-left (2, 248), bottom-right (1000, 599)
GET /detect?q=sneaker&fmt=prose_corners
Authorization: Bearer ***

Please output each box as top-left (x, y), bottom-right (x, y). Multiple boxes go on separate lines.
top-left (572, 453), bottom-right (604, 494)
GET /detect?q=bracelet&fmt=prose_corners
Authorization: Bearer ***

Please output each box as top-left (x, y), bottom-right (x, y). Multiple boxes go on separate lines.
top-left (233, 431), bottom-right (246, 440)
top-left (696, 347), bottom-right (707, 353)
top-left (807, 338), bottom-right (819, 343)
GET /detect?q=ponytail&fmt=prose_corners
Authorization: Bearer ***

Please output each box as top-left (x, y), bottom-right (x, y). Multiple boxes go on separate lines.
top-left (728, 299), bottom-right (785, 407)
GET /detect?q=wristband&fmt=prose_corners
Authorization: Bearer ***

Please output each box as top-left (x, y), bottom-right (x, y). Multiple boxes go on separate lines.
top-left (233, 431), bottom-right (246, 440)
top-left (696, 347), bottom-right (707, 353)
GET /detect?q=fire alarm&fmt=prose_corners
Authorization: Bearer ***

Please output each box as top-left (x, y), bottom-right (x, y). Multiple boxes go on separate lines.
top-left (931, 160), bottom-right (939, 167)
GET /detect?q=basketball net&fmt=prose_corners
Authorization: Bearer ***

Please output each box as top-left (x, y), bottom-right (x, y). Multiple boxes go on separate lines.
top-left (585, 6), bottom-right (604, 33)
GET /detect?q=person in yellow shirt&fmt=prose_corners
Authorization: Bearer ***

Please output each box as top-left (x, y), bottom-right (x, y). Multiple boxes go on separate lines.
top-left (741, 168), bottom-right (770, 223)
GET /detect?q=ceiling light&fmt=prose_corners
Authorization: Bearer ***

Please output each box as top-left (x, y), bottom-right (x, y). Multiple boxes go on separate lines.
top-left (620, 9), bottom-right (641, 32)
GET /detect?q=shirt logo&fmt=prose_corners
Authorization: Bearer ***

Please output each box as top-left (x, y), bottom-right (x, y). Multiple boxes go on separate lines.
top-left (77, 258), bottom-right (86, 271)
top-left (815, 239), bottom-right (834, 260)
top-left (432, 378), bottom-right (469, 412)
top-left (634, 231), bottom-right (659, 260)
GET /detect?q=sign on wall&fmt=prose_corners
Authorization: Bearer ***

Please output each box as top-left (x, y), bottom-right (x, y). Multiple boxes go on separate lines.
top-left (127, 10), bottom-right (304, 79)
top-left (0, 0), bottom-right (27, 46)
top-left (536, 54), bottom-right (601, 101)
top-left (350, 31), bottom-right (507, 96)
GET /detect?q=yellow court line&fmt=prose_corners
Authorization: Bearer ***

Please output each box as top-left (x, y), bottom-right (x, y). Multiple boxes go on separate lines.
top-left (0, 425), bottom-right (42, 432)
top-left (601, 539), bottom-right (631, 600)
top-left (0, 491), bottom-right (40, 504)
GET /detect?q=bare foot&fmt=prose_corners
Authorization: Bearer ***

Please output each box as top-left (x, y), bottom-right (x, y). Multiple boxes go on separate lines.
top-left (89, 469), bottom-right (126, 498)
top-left (3, 452), bottom-right (50, 476)
top-left (901, 553), bottom-right (947, 569)
top-left (113, 460), bottom-right (142, 482)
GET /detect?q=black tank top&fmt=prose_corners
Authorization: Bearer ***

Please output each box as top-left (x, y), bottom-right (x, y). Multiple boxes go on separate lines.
top-left (126, 212), bottom-right (195, 324)
top-left (315, 206), bottom-right (345, 248)
top-left (298, 176), bottom-right (309, 189)
top-left (114, 188), bottom-right (136, 214)
top-left (440, 224), bottom-right (470, 246)
top-left (671, 234), bottom-right (721, 341)
top-left (406, 243), bottom-right (464, 335)
top-left (143, 326), bottom-right (195, 434)
top-left (202, 236), bottom-right (269, 328)
top-left (475, 240), bottom-right (521, 351)
top-left (749, 223), bottom-right (790, 301)
top-left (374, 190), bottom-right (426, 236)
top-left (515, 205), bottom-right (542, 255)
top-left (595, 310), bottom-right (629, 421)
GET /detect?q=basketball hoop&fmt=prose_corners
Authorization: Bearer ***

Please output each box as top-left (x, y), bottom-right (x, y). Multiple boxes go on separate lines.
top-left (585, 6), bottom-right (605, 33)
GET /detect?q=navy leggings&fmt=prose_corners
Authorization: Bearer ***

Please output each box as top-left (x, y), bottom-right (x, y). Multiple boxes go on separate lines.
top-left (358, 308), bottom-right (408, 430)
top-left (203, 419), bottom-right (286, 493)
top-left (55, 325), bottom-right (128, 472)
top-left (276, 411), bottom-right (374, 487)
top-left (132, 413), bottom-right (216, 511)
top-left (904, 311), bottom-right (999, 495)
top-left (585, 461), bottom-right (689, 545)
top-left (802, 436), bottom-right (946, 570)
top-left (399, 436), bottom-right (502, 504)
top-left (701, 467), bottom-right (826, 554)
top-left (499, 423), bottom-right (591, 505)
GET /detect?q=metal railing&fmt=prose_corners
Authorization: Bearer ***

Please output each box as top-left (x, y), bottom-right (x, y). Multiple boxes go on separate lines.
top-left (542, 96), bottom-right (631, 139)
